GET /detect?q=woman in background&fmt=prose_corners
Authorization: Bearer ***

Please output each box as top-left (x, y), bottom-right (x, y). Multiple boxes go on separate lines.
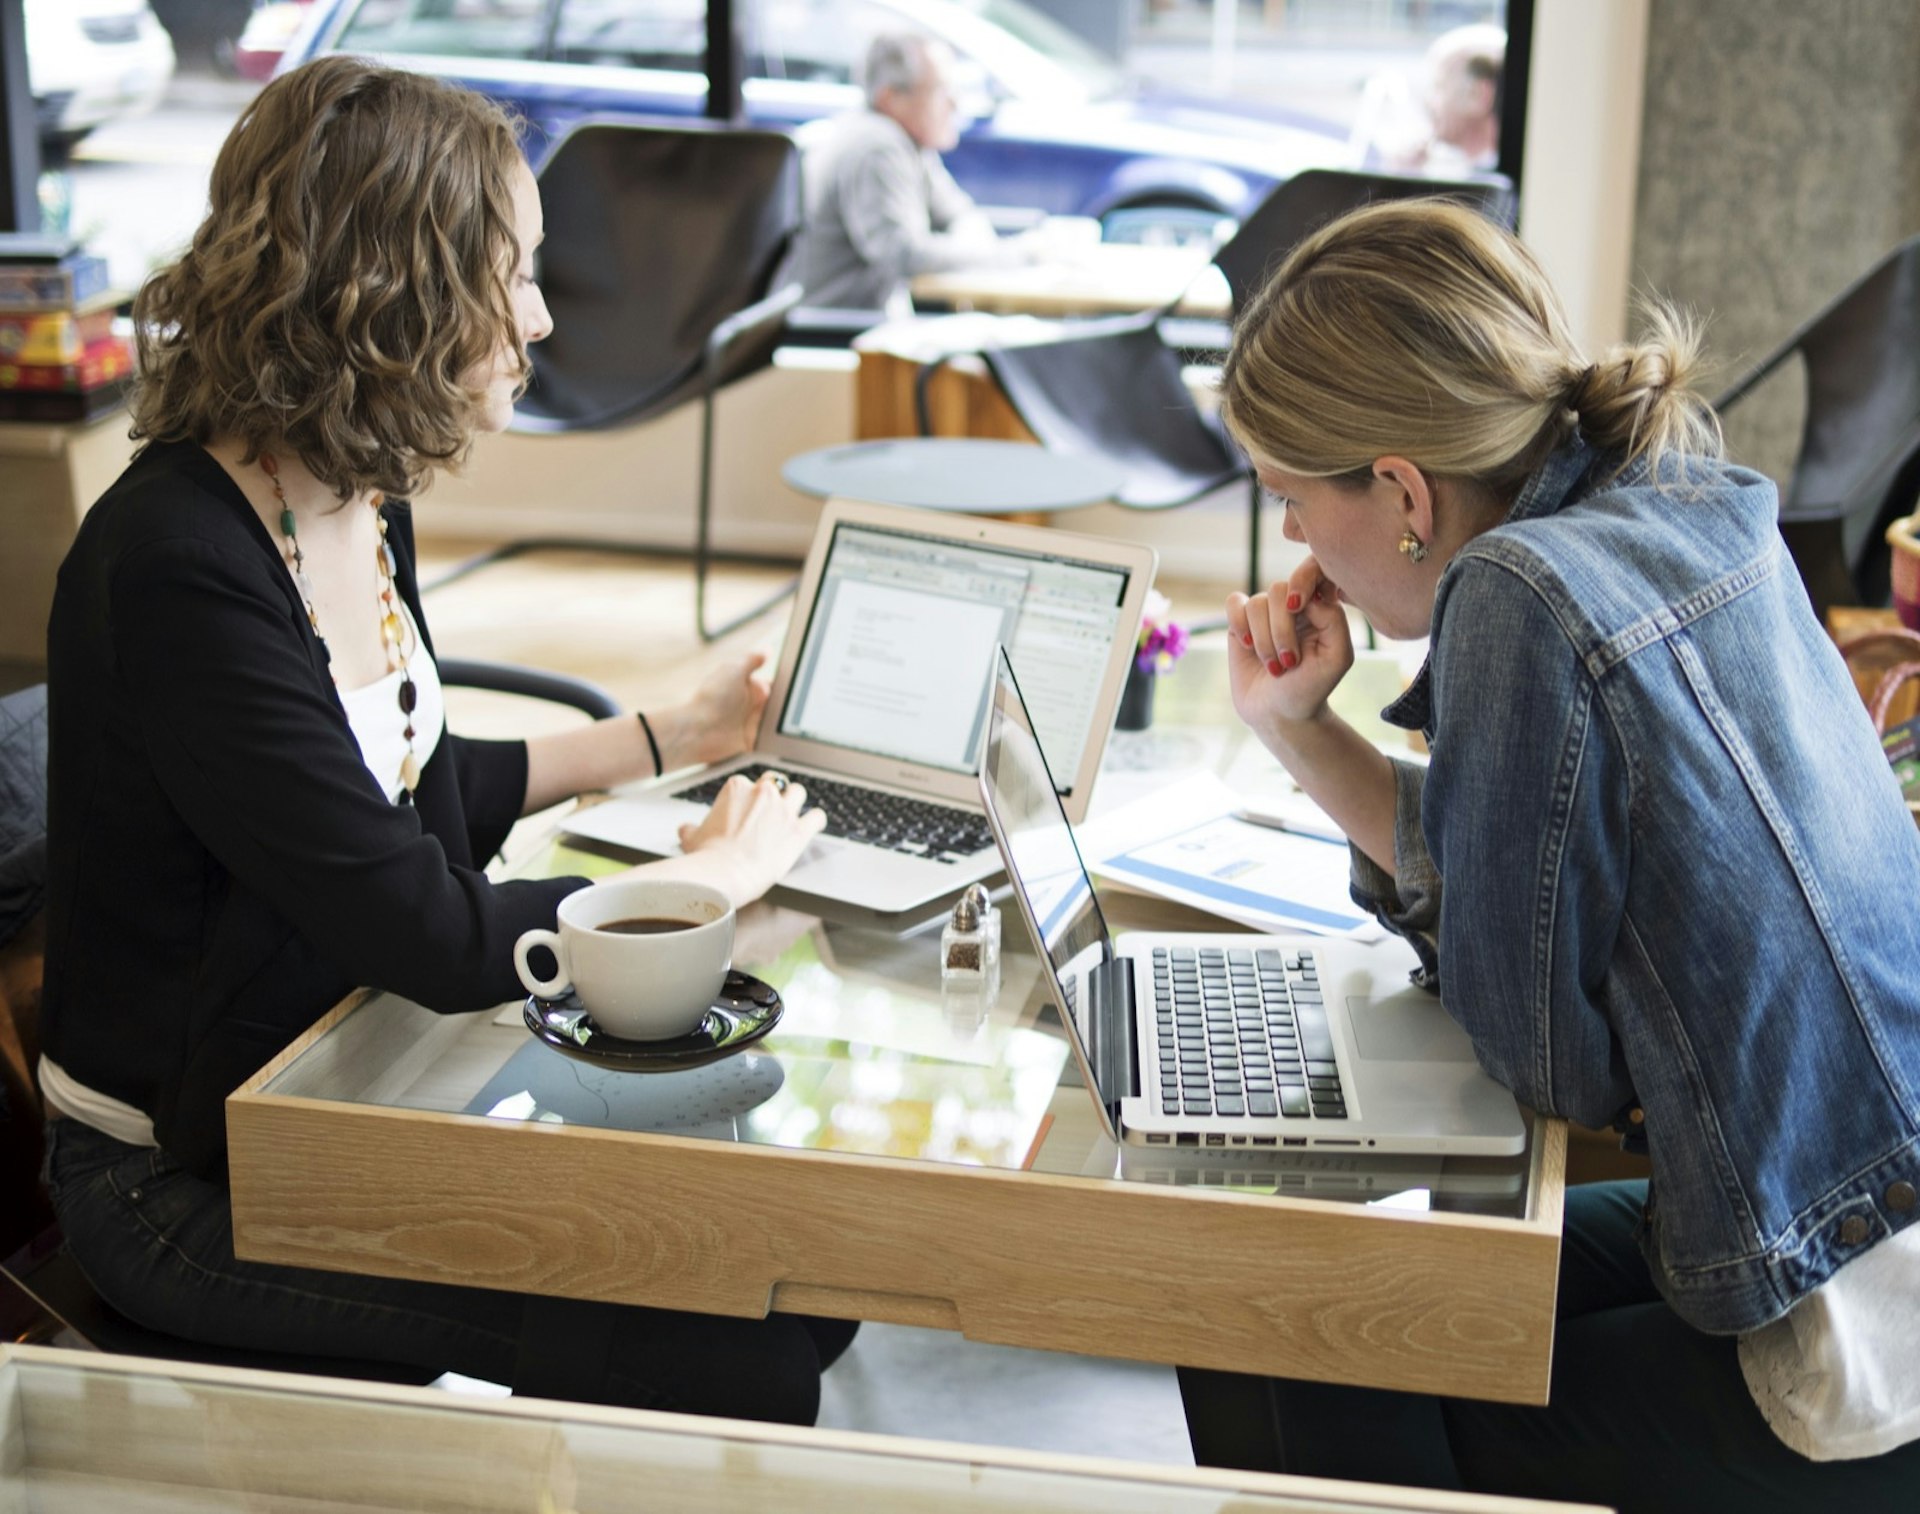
top-left (1220, 199), bottom-right (1920, 1511)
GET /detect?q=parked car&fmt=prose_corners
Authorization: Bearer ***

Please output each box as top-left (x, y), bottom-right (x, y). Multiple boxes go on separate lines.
top-left (283, 0), bottom-right (1349, 234)
top-left (25, 0), bottom-right (176, 152)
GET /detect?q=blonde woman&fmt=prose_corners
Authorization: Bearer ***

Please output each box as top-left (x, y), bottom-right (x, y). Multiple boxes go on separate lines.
top-left (39, 57), bottom-right (843, 1416)
top-left (1221, 201), bottom-right (1920, 1508)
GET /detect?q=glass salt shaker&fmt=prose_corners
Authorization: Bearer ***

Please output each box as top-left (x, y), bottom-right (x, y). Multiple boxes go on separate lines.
top-left (941, 890), bottom-right (988, 981)
top-left (962, 882), bottom-right (1001, 964)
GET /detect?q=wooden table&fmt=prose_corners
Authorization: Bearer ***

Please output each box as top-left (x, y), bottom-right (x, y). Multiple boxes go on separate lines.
top-left (910, 243), bottom-right (1231, 320)
top-left (226, 651), bottom-right (1566, 1411)
top-left (850, 311), bottom-right (1228, 450)
top-left (782, 437), bottom-right (1123, 514)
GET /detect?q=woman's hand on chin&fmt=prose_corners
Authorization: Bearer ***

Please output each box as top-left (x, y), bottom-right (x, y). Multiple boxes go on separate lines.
top-left (674, 770), bottom-right (826, 905)
top-left (1226, 555), bottom-right (1356, 733)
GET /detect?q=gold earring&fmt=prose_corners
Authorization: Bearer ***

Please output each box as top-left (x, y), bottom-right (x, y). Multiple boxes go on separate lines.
top-left (1398, 531), bottom-right (1430, 564)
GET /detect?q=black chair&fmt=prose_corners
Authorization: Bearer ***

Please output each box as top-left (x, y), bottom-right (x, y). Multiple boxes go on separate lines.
top-left (442, 122), bottom-right (807, 642)
top-left (1209, 167), bottom-right (1516, 326)
top-left (438, 659), bottom-right (621, 721)
top-left (1, 1232), bottom-right (443, 1383)
top-left (914, 313), bottom-right (1259, 591)
top-left (779, 304), bottom-right (888, 350)
top-left (1, 683), bottom-right (49, 1263)
top-left (1713, 236), bottom-right (1920, 617)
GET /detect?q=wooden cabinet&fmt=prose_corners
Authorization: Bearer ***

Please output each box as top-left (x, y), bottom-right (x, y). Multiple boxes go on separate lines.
top-left (0, 414), bottom-right (137, 664)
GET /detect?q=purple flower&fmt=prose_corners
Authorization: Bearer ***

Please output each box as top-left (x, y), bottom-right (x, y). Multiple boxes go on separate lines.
top-left (1133, 598), bottom-right (1189, 675)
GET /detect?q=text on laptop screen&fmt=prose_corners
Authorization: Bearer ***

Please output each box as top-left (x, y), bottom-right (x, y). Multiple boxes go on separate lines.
top-left (982, 654), bottom-right (1114, 1052)
top-left (778, 523), bottom-right (1133, 789)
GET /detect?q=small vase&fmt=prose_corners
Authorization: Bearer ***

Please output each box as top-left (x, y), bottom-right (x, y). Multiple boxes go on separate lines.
top-left (1115, 664), bottom-right (1156, 731)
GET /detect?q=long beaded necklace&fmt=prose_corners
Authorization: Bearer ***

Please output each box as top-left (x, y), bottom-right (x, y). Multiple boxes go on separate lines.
top-left (262, 451), bottom-right (421, 796)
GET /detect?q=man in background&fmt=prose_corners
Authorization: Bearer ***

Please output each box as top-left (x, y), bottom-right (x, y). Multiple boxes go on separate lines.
top-left (781, 32), bottom-right (1036, 316)
top-left (1421, 24), bottom-right (1504, 175)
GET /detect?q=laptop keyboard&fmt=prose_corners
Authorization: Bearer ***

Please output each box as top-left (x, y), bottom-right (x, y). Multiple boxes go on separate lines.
top-left (1152, 947), bottom-right (1347, 1120)
top-left (672, 765), bottom-right (995, 862)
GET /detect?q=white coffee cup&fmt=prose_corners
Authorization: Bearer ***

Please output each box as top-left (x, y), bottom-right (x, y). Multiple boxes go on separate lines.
top-left (514, 879), bottom-right (735, 1040)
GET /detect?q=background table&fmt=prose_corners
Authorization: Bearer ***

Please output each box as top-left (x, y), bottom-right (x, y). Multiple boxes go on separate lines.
top-left (227, 649), bottom-right (1566, 1409)
top-left (911, 243), bottom-right (1231, 320)
top-left (782, 437), bottom-right (1123, 514)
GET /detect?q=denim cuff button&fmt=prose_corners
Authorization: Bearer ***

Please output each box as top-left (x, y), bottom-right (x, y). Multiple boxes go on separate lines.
top-left (1839, 1214), bottom-right (1870, 1245)
top-left (1887, 1181), bottom-right (1916, 1213)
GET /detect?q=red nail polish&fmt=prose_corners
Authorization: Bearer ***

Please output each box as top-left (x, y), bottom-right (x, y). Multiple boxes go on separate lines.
top-left (1285, 593), bottom-right (1302, 613)
top-left (1241, 633), bottom-right (1253, 647)
top-left (1266, 658), bottom-right (1283, 676)
top-left (1280, 650), bottom-right (1298, 671)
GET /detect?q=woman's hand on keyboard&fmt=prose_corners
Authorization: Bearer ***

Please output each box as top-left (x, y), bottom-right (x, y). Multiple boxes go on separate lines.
top-left (674, 770), bottom-right (828, 904)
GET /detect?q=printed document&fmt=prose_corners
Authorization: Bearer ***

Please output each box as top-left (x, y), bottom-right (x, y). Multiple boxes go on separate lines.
top-left (1075, 774), bottom-right (1380, 938)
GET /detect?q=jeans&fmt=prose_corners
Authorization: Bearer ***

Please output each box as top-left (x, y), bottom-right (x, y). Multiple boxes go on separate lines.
top-left (1261, 1181), bottom-right (1920, 1513)
top-left (43, 1118), bottom-right (854, 1423)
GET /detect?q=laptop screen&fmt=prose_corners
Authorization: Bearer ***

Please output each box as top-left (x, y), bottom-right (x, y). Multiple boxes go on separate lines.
top-left (980, 649), bottom-right (1119, 1102)
top-left (777, 522), bottom-right (1133, 793)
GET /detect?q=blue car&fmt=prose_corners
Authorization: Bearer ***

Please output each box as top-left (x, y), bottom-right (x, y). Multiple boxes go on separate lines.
top-left (283, 0), bottom-right (1349, 231)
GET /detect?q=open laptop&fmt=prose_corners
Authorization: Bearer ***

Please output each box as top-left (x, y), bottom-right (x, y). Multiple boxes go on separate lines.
top-left (563, 500), bottom-right (1157, 913)
top-left (978, 648), bottom-right (1526, 1156)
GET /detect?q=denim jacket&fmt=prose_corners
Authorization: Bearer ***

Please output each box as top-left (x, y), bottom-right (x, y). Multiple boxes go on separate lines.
top-left (1352, 438), bottom-right (1920, 1335)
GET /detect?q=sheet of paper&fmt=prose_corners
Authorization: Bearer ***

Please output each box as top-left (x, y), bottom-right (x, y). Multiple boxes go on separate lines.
top-left (1075, 773), bottom-right (1380, 939)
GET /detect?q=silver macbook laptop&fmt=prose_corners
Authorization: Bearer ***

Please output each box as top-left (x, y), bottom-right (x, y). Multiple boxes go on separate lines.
top-left (563, 500), bottom-right (1157, 913)
top-left (978, 648), bottom-right (1525, 1157)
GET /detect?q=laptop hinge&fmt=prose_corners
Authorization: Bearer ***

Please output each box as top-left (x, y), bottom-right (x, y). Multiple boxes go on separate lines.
top-left (1085, 957), bottom-right (1140, 1122)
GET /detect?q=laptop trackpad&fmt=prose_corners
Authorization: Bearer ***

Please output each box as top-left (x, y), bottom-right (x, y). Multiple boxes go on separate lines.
top-left (1346, 997), bottom-right (1477, 1063)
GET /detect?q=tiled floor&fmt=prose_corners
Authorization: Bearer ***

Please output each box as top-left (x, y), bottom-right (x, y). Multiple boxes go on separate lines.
top-left (436, 1324), bottom-right (1196, 1464)
top-left (815, 1323), bottom-right (1195, 1465)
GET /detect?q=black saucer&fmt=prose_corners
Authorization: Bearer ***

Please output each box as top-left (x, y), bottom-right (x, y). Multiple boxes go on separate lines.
top-left (524, 971), bottom-right (783, 1073)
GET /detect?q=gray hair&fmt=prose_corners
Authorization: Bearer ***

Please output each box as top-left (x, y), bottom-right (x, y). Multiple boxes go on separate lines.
top-left (864, 32), bottom-right (931, 104)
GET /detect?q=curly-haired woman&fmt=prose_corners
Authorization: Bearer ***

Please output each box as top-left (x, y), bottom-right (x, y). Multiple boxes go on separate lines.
top-left (38, 57), bottom-right (842, 1418)
top-left (1218, 199), bottom-right (1920, 1510)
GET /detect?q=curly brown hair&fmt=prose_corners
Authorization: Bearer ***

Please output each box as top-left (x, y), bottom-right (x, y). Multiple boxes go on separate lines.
top-left (131, 56), bottom-right (529, 501)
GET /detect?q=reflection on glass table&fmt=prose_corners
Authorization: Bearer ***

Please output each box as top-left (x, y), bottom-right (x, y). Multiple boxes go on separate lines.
top-left (269, 901), bottom-right (1070, 1174)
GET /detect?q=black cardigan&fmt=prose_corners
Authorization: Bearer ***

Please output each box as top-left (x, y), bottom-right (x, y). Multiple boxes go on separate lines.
top-left (42, 439), bottom-right (591, 1176)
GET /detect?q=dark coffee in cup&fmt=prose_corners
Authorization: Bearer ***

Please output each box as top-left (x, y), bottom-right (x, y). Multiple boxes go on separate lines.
top-left (601, 916), bottom-right (698, 935)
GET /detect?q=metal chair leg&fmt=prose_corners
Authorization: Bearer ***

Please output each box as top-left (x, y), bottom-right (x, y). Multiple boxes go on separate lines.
top-left (694, 378), bottom-right (797, 641)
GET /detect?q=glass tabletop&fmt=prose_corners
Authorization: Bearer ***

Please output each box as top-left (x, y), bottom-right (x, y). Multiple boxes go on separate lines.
top-left (1, 1345), bottom-right (1565, 1513)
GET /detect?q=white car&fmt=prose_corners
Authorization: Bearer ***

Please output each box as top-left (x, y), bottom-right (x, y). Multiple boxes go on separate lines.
top-left (26, 0), bottom-right (176, 150)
